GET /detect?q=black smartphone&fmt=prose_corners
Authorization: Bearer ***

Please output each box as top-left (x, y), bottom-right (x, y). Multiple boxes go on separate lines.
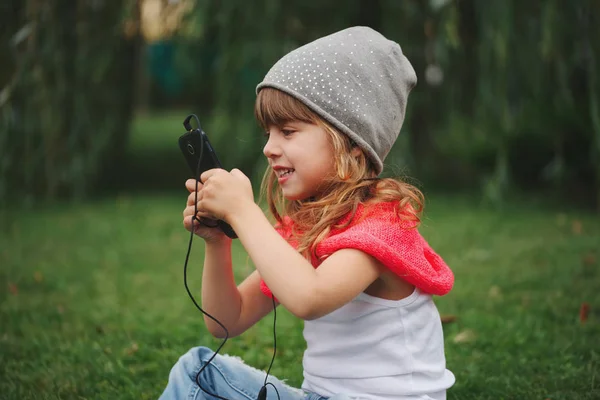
top-left (178, 119), bottom-right (237, 239)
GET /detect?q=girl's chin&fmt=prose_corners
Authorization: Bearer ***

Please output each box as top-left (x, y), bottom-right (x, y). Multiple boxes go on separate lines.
top-left (282, 193), bottom-right (304, 201)
top-left (279, 182), bottom-right (322, 201)
top-left (282, 191), bottom-right (317, 202)
top-left (281, 188), bottom-right (309, 201)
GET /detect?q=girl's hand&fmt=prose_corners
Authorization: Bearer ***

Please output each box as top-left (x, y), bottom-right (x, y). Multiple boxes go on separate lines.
top-left (183, 179), bottom-right (230, 243)
top-left (198, 168), bottom-right (255, 224)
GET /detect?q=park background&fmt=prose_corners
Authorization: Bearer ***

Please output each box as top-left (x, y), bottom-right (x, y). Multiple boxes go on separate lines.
top-left (1, 0), bottom-right (599, 399)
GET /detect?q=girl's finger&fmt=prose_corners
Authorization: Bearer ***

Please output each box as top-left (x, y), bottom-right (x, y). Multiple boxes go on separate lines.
top-left (187, 190), bottom-right (197, 206)
top-left (183, 215), bottom-right (194, 230)
top-left (184, 204), bottom-right (213, 221)
top-left (187, 189), bottom-right (204, 206)
top-left (194, 209), bottom-right (216, 220)
top-left (183, 205), bottom-right (195, 218)
top-left (184, 213), bottom-right (218, 231)
top-left (184, 215), bottom-right (202, 233)
top-left (185, 179), bottom-right (203, 193)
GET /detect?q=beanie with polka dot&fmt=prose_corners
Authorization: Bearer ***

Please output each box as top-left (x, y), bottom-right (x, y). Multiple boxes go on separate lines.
top-left (256, 26), bottom-right (417, 175)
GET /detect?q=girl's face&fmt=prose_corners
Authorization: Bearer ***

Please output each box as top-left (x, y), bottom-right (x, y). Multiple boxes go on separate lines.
top-left (263, 121), bottom-right (335, 201)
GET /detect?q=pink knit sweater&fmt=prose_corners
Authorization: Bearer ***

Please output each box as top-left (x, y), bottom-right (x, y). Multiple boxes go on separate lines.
top-left (260, 201), bottom-right (454, 298)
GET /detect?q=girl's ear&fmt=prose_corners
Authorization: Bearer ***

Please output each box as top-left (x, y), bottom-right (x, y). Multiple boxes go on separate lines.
top-left (351, 146), bottom-right (362, 158)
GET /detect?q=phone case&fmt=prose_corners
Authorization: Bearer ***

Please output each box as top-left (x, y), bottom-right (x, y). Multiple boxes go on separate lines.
top-left (178, 128), bottom-right (238, 239)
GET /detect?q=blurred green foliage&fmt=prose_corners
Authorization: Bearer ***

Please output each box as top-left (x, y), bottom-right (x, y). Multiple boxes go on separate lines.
top-left (165, 0), bottom-right (600, 208)
top-left (1, 0), bottom-right (600, 209)
top-left (0, 1), bottom-right (140, 205)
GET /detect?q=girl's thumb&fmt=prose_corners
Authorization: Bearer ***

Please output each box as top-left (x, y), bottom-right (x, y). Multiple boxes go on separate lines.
top-left (230, 168), bottom-right (247, 180)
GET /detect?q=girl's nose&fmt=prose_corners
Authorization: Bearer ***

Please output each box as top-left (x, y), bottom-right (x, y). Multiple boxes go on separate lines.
top-left (263, 136), bottom-right (281, 159)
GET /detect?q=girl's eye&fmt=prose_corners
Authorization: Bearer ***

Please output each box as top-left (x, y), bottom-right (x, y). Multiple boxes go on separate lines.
top-left (282, 129), bottom-right (295, 136)
top-left (263, 131), bottom-right (270, 138)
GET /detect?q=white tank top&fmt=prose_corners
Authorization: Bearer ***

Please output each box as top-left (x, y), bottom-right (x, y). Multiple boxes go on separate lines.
top-left (301, 288), bottom-right (455, 400)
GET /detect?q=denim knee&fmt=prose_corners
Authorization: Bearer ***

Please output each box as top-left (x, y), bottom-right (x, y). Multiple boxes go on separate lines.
top-left (177, 346), bottom-right (214, 380)
top-left (164, 346), bottom-right (308, 400)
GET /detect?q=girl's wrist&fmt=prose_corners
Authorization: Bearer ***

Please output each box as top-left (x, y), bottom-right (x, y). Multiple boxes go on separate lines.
top-left (227, 200), bottom-right (261, 229)
top-left (228, 201), bottom-right (263, 235)
top-left (203, 234), bottom-right (232, 247)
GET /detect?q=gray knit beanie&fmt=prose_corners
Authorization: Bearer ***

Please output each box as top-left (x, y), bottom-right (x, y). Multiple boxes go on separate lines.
top-left (256, 26), bottom-right (417, 175)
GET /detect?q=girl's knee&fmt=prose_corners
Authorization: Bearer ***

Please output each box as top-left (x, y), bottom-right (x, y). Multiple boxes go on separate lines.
top-left (161, 347), bottom-right (216, 399)
top-left (176, 346), bottom-right (214, 377)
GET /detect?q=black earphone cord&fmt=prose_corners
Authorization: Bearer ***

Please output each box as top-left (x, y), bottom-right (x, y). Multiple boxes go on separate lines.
top-left (183, 114), bottom-right (279, 400)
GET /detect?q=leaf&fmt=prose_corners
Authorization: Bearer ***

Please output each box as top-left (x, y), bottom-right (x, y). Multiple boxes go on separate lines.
top-left (440, 315), bottom-right (457, 324)
top-left (571, 220), bottom-right (583, 235)
top-left (8, 283), bottom-right (18, 295)
top-left (580, 303), bottom-right (590, 324)
top-left (489, 285), bottom-right (502, 298)
top-left (582, 253), bottom-right (597, 267)
top-left (34, 271), bottom-right (43, 282)
top-left (453, 329), bottom-right (476, 344)
top-left (125, 342), bottom-right (139, 355)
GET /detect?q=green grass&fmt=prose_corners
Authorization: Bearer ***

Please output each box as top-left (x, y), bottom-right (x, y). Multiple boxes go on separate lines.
top-left (1, 111), bottom-right (599, 399)
top-left (1, 193), bottom-right (599, 399)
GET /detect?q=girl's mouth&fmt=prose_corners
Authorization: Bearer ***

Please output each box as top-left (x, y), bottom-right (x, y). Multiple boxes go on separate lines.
top-left (276, 168), bottom-right (295, 178)
top-left (277, 168), bottom-right (294, 183)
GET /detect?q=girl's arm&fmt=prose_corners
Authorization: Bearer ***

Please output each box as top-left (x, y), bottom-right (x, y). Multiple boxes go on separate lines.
top-left (197, 168), bottom-right (383, 321)
top-left (183, 179), bottom-right (275, 338)
top-left (201, 239), bottom-right (277, 338)
top-left (230, 204), bottom-right (383, 320)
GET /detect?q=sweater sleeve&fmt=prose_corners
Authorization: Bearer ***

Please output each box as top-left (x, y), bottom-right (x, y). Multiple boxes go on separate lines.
top-left (315, 208), bottom-right (454, 296)
top-left (259, 205), bottom-right (454, 298)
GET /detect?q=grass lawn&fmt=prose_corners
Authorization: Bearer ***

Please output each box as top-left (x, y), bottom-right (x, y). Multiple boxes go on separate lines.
top-left (1, 193), bottom-right (599, 399)
top-left (1, 112), bottom-right (599, 399)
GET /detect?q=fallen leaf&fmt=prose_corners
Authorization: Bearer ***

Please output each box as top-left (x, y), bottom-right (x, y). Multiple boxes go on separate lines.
top-left (34, 271), bottom-right (43, 282)
top-left (440, 315), bottom-right (457, 324)
top-left (8, 283), bottom-right (18, 295)
top-left (453, 329), bottom-right (476, 344)
top-left (582, 253), bottom-right (597, 266)
top-left (580, 303), bottom-right (590, 324)
top-left (57, 305), bottom-right (65, 314)
top-left (571, 220), bottom-right (583, 235)
top-left (125, 342), bottom-right (139, 355)
top-left (489, 285), bottom-right (502, 298)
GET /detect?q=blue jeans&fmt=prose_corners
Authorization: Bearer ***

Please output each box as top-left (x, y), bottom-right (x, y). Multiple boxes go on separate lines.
top-left (160, 346), bottom-right (351, 400)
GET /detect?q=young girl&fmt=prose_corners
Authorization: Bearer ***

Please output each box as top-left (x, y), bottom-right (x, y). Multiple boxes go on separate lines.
top-left (161, 26), bottom-right (455, 400)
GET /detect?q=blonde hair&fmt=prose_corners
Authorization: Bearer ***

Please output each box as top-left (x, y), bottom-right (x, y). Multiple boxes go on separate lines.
top-left (255, 88), bottom-right (424, 259)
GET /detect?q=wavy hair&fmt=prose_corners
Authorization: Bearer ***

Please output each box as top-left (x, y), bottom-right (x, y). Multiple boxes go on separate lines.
top-left (255, 88), bottom-right (424, 259)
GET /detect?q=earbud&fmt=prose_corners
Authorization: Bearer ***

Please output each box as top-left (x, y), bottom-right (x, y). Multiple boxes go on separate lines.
top-left (257, 385), bottom-right (267, 400)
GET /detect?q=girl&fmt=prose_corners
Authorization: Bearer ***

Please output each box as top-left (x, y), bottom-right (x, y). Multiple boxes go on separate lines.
top-left (161, 26), bottom-right (455, 400)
